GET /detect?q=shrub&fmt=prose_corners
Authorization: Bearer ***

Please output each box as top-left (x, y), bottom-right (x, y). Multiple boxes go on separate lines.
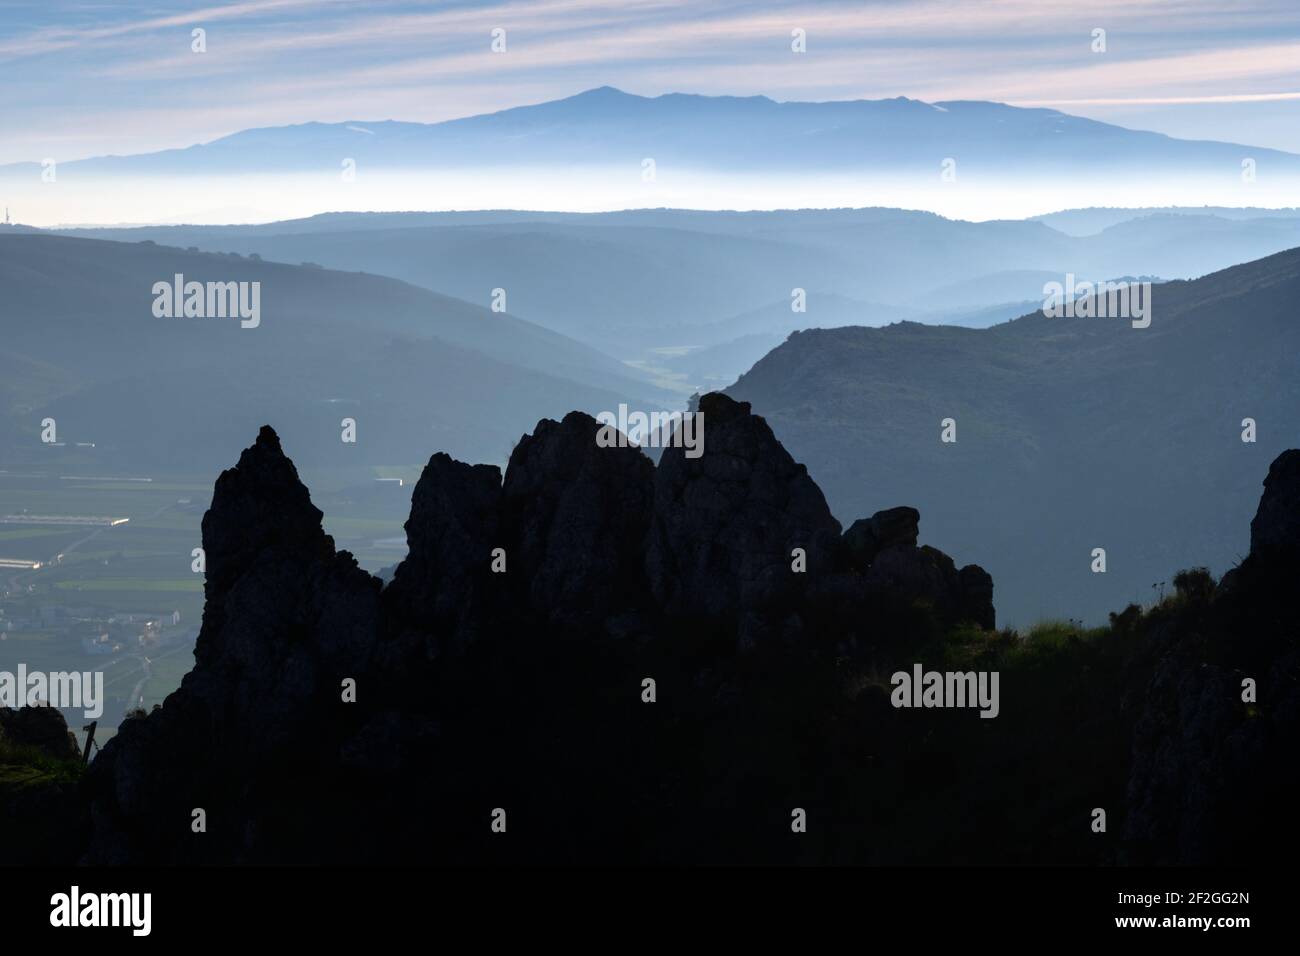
top-left (0, 736), bottom-right (83, 785)
top-left (1172, 566), bottom-right (1216, 603)
top-left (1108, 602), bottom-right (1143, 634)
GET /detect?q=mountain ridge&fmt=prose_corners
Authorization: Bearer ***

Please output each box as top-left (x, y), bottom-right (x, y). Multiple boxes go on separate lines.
top-left (5, 87), bottom-right (1299, 175)
top-left (727, 244), bottom-right (1300, 624)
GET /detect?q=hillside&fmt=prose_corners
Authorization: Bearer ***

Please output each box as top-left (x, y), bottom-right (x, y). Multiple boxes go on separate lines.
top-left (0, 234), bottom-right (667, 471)
top-left (728, 246), bottom-right (1300, 624)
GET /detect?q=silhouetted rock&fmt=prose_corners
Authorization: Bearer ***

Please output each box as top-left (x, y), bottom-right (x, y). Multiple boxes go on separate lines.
top-left (1123, 447), bottom-right (1300, 865)
top-left (198, 425), bottom-right (334, 602)
top-left (340, 711), bottom-right (442, 776)
top-left (502, 411), bottom-right (655, 631)
top-left (841, 507), bottom-right (919, 571)
top-left (85, 425), bottom-right (383, 863)
top-left (869, 506), bottom-right (920, 551)
top-left (863, 544), bottom-right (959, 613)
top-left (1123, 648), bottom-right (1254, 863)
top-left (838, 507), bottom-right (994, 627)
top-left (0, 706), bottom-right (87, 866)
top-left (0, 705), bottom-right (79, 761)
top-left (385, 452), bottom-right (503, 654)
top-left (958, 564), bottom-right (996, 630)
top-left (78, 397), bottom-right (1008, 865)
top-left (69, 419), bottom-right (1300, 865)
top-left (189, 425), bottom-right (382, 744)
top-left (1250, 448), bottom-right (1300, 559)
top-left (841, 519), bottom-right (878, 570)
top-left (645, 393), bottom-right (842, 627)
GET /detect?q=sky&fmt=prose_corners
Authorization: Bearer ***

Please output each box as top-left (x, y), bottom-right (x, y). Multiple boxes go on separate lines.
top-left (3, 0), bottom-right (1300, 167)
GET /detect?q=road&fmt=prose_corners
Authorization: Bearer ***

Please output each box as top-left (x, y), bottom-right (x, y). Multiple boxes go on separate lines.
top-left (3, 497), bottom-right (173, 595)
top-left (103, 639), bottom-right (194, 712)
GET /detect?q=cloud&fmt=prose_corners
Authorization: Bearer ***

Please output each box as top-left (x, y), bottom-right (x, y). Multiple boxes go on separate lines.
top-left (0, 0), bottom-right (355, 59)
top-left (3, 0), bottom-right (1300, 163)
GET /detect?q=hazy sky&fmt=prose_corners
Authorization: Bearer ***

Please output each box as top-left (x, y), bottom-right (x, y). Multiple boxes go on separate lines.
top-left (3, 0), bottom-right (1300, 166)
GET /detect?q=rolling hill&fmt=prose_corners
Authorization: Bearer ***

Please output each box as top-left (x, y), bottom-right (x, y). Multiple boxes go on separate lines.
top-left (726, 246), bottom-right (1300, 625)
top-left (0, 233), bottom-right (668, 473)
top-left (51, 208), bottom-right (1300, 362)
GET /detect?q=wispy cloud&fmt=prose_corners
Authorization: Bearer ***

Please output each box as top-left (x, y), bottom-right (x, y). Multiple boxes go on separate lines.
top-left (0, 0), bottom-right (355, 58)
top-left (3, 0), bottom-right (1299, 163)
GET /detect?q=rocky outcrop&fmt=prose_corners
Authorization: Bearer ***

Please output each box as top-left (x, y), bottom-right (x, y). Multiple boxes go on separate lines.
top-left (79, 395), bottom-right (997, 864)
top-left (843, 506), bottom-right (920, 569)
top-left (63, 409), bottom-right (1300, 866)
top-left (0, 705), bottom-right (80, 761)
top-left (384, 452), bottom-right (503, 654)
top-left (1122, 448), bottom-right (1300, 865)
top-left (958, 564), bottom-right (996, 631)
top-left (502, 411), bottom-right (655, 631)
top-left (842, 505), bottom-right (994, 630)
top-left (84, 427), bottom-right (385, 863)
top-left (189, 425), bottom-right (383, 747)
top-left (1249, 448), bottom-right (1300, 559)
top-left (0, 706), bottom-right (87, 866)
top-left (646, 393), bottom-right (843, 623)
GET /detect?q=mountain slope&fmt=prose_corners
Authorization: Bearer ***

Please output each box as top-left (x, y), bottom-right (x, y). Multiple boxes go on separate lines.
top-left (727, 246), bottom-right (1300, 624)
top-left (0, 234), bottom-right (667, 471)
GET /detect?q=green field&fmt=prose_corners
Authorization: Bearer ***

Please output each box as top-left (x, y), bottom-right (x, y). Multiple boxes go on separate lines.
top-left (54, 579), bottom-right (204, 593)
top-left (0, 528), bottom-right (70, 542)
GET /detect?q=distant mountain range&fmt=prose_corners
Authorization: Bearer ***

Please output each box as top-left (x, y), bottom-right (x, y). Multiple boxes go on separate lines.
top-left (1031, 206), bottom-right (1300, 236)
top-left (727, 246), bottom-right (1300, 625)
top-left (4, 88), bottom-right (1299, 179)
top-left (46, 207), bottom-right (1300, 387)
top-left (7, 213), bottom-right (1300, 626)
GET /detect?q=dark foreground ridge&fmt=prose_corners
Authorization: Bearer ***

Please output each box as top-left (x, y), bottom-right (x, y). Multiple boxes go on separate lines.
top-left (6, 395), bottom-right (1297, 864)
